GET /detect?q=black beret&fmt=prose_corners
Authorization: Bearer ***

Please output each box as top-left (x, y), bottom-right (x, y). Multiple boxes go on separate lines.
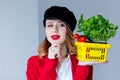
top-left (43, 6), bottom-right (77, 32)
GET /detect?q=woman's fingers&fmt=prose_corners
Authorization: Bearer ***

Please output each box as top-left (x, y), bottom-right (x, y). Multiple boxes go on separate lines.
top-left (48, 44), bottom-right (62, 59)
top-left (78, 60), bottom-right (108, 66)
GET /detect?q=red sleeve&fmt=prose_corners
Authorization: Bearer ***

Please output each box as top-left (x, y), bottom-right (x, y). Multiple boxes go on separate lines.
top-left (87, 66), bottom-right (93, 80)
top-left (26, 56), bottom-right (58, 80)
top-left (73, 65), bottom-right (90, 80)
top-left (71, 55), bottom-right (93, 80)
top-left (74, 65), bottom-right (93, 80)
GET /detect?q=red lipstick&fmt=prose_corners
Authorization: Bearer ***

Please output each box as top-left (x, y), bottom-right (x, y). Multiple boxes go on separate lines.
top-left (51, 35), bottom-right (60, 40)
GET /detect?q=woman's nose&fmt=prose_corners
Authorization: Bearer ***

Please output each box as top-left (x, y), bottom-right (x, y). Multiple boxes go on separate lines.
top-left (53, 26), bottom-right (58, 33)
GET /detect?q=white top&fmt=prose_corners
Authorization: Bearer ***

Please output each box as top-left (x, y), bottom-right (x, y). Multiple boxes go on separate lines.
top-left (56, 55), bottom-right (72, 80)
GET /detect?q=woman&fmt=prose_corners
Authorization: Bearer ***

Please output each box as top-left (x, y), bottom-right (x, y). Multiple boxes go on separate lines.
top-left (26, 6), bottom-right (94, 80)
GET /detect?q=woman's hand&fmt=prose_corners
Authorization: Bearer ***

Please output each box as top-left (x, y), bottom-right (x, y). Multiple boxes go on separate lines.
top-left (48, 44), bottom-right (62, 59)
top-left (78, 60), bottom-right (108, 66)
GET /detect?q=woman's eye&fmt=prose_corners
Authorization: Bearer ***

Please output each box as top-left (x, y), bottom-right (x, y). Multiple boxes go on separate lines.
top-left (58, 24), bottom-right (65, 27)
top-left (47, 24), bottom-right (53, 27)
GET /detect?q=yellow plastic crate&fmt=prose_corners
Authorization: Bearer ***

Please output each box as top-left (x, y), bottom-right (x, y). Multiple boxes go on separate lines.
top-left (75, 42), bottom-right (111, 62)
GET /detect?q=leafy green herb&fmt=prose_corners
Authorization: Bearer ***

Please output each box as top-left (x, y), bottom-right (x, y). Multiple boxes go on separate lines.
top-left (77, 14), bottom-right (118, 43)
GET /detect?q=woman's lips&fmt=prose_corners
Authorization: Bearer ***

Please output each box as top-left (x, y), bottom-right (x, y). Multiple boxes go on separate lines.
top-left (51, 35), bottom-right (60, 40)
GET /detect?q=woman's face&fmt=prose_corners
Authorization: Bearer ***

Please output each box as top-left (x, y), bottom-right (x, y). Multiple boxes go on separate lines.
top-left (45, 19), bottom-right (67, 44)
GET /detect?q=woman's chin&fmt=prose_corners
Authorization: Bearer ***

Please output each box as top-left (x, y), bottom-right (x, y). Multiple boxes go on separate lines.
top-left (50, 41), bottom-right (64, 45)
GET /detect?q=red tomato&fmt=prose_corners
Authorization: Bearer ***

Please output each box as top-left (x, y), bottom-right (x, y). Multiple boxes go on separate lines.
top-left (74, 33), bottom-right (80, 40)
top-left (78, 36), bottom-right (87, 42)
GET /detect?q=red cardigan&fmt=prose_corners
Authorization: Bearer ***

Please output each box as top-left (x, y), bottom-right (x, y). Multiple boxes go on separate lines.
top-left (26, 55), bottom-right (93, 80)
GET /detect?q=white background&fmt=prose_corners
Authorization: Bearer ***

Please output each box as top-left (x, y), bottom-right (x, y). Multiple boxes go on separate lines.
top-left (0, 0), bottom-right (38, 80)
